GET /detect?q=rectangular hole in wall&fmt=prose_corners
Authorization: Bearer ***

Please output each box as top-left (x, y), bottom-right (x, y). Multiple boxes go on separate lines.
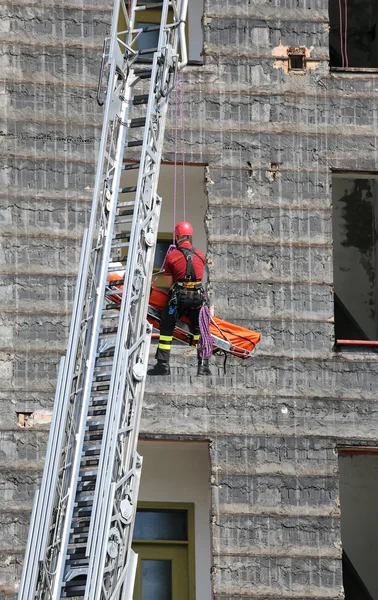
top-left (329, 0), bottom-right (378, 69)
top-left (17, 412), bottom-right (33, 427)
top-left (332, 173), bottom-right (378, 344)
top-left (339, 448), bottom-right (378, 599)
top-left (133, 440), bottom-right (212, 600)
top-left (119, 163), bottom-right (208, 288)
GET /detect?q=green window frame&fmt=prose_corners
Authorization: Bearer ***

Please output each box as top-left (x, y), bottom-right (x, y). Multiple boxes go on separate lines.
top-left (132, 502), bottom-right (196, 600)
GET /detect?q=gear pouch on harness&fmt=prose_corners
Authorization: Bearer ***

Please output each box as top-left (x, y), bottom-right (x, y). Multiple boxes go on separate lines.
top-left (174, 282), bottom-right (205, 309)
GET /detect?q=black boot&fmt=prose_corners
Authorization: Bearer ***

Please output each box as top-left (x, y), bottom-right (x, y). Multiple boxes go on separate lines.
top-left (197, 357), bottom-right (211, 376)
top-left (148, 360), bottom-right (171, 376)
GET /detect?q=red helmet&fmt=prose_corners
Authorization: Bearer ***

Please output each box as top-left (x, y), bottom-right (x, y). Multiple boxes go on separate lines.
top-left (174, 221), bottom-right (193, 236)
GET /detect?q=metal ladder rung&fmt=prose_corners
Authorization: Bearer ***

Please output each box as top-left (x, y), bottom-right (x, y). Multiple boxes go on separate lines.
top-left (88, 395), bottom-right (109, 405)
top-left (98, 350), bottom-right (115, 359)
top-left (134, 68), bottom-right (152, 79)
top-left (125, 140), bottom-right (144, 148)
top-left (100, 326), bottom-right (118, 334)
top-left (140, 24), bottom-right (161, 32)
top-left (84, 434), bottom-right (103, 444)
top-left (138, 48), bottom-right (158, 56)
top-left (129, 118), bottom-right (146, 128)
top-left (117, 200), bottom-right (135, 209)
top-left (66, 548), bottom-right (86, 558)
top-left (80, 456), bottom-right (99, 467)
top-left (108, 279), bottom-right (124, 286)
top-left (133, 94), bottom-right (149, 105)
top-left (71, 536), bottom-right (89, 547)
top-left (71, 523), bottom-right (89, 532)
top-left (119, 186), bottom-right (137, 194)
top-left (64, 557), bottom-right (88, 567)
top-left (104, 303), bottom-right (121, 312)
top-left (78, 468), bottom-right (98, 481)
top-left (123, 162), bottom-right (140, 170)
top-left (85, 420), bottom-right (105, 431)
top-left (91, 382), bottom-right (110, 391)
top-left (135, 2), bottom-right (164, 9)
top-left (93, 375), bottom-right (111, 383)
top-left (106, 265), bottom-right (126, 272)
top-left (75, 495), bottom-right (94, 506)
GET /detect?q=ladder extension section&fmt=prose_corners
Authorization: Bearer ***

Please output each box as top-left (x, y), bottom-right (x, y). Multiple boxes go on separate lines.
top-left (18, 2), bottom-right (188, 600)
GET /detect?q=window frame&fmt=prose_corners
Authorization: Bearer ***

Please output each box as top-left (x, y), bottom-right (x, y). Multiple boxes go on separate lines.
top-left (132, 501), bottom-right (196, 600)
top-left (332, 171), bottom-right (378, 348)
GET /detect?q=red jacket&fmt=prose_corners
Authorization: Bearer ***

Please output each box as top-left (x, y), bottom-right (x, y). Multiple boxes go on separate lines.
top-left (165, 241), bottom-right (205, 282)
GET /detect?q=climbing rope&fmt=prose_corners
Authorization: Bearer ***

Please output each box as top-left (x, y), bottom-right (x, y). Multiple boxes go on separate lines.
top-left (173, 70), bottom-right (179, 240)
top-left (180, 70), bottom-right (186, 221)
top-left (337, 0), bottom-right (348, 67)
top-left (199, 305), bottom-right (213, 359)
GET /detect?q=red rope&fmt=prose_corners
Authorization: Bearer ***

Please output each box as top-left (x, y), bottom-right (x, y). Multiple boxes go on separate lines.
top-left (344, 0), bottom-right (349, 67)
top-left (173, 73), bottom-right (179, 240)
top-left (180, 70), bottom-right (186, 221)
top-left (338, 0), bottom-right (345, 67)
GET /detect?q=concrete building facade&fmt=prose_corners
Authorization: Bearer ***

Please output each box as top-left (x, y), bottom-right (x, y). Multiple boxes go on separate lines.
top-left (1, 0), bottom-right (378, 598)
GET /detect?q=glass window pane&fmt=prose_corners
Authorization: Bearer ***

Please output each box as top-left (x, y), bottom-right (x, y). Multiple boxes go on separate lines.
top-left (141, 560), bottom-right (172, 600)
top-left (136, 23), bottom-right (159, 57)
top-left (154, 240), bottom-right (171, 270)
top-left (134, 510), bottom-right (187, 540)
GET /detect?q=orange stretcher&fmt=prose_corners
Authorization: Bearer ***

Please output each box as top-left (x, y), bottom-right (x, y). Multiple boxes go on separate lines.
top-left (106, 273), bottom-right (261, 359)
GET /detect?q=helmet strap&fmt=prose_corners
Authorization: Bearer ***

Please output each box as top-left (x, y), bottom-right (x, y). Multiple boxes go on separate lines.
top-left (176, 235), bottom-right (190, 244)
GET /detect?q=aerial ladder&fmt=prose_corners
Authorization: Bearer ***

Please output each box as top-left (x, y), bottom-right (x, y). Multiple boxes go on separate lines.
top-left (17, 1), bottom-right (188, 599)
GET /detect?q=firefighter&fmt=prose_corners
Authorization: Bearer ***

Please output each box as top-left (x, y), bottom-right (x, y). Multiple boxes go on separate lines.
top-left (148, 221), bottom-right (211, 376)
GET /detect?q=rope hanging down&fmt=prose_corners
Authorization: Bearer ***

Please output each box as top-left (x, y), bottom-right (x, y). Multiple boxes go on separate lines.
top-left (199, 305), bottom-right (213, 359)
top-left (173, 70), bottom-right (186, 231)
top-left (337, 0), bottom-right (348, 67)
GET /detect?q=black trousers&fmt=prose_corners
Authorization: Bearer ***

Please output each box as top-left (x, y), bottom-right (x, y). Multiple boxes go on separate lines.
top-left (156, 298), bottom-right (201, 362)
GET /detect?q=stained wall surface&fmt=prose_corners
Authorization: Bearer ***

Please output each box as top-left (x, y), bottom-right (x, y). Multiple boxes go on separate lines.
top-left (1, 1), bottom-right (378, 599)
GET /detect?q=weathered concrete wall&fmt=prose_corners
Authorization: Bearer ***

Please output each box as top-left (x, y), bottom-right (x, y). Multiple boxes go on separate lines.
top-left (2, 0), bottom-right (378, 599)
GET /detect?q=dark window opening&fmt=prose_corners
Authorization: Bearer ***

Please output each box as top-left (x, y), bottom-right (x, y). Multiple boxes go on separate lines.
top-left (339, 450), bottom-right (378, 599)
top-left (329, 0), bottom-right (378, 68)
top-left (288, 53), bottom-right (305, 71)
top-left (332, 174), bottom-right (378, 343)
top-left (134, 508), bottom-right (188, 541)
top-left (153, 237), bottom-right (172, 272)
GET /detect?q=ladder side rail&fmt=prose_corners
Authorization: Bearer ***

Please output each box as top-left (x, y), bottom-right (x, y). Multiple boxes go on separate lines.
top-left (20, 227), bottom-right (90, 600)
top-left (18, 490), bottom-right (40, 600)
top-left (21, 358), bottom-right (66, 600)
top-left (50, 82), bottom-right (132, 600)
top-left (85, 69), bottom-right (149, 558)
top-left (86, 28), bottom-right (169, 555)
top-left (90, 334), bottom-right (151, 600)
top-left (35, 229), bottom-right (96, 596)
top-left (18, 227), bottom-right (94, 600)
top-left (86, 6), bottom-right (185, 598)
top-left (85, 0), bottom-right (171, 550)
top-left (177, 0), bottom-right (189, 70)
top-left (85, 52), bottom-right (161, 555)
top-left (110, 338), bottom-right (153, 599)
top-left (36, 44), bottom-right (128, 600)
top-left (112, 0), bottom-right (181, 484)
top-left (119, 548), bottom-right (138, 600)
top-left (31, 60), bottom-right (124, 595)
top-left (84, 197), bottom-right (162, 599)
